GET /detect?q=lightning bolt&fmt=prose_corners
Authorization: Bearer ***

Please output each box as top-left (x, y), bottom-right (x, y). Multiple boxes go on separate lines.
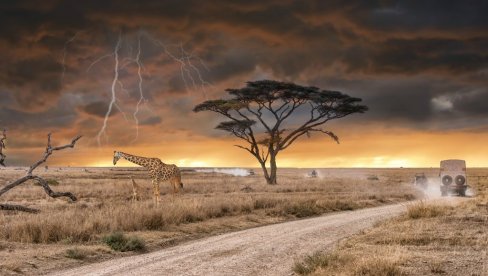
top-left (96, 33), bottom-right (122, 146)
top-left (179, 44), bottom-right (212, 98)
top-left (132, 36), bottom-right (145, 142)
top-left (84, 31), bottom-right (212, 146)
top-left (61, 32), bottom-right (80, 81)
top-left (86, 53), bottom-right (113, 73)
top-left (142, 32), bottom-right (211, 99)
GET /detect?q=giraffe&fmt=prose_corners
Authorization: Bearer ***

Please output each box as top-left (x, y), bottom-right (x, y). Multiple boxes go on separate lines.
top-left (130, 177), bottom-right (141, 202)
top-left (113, 151), bottom-right (183, 204)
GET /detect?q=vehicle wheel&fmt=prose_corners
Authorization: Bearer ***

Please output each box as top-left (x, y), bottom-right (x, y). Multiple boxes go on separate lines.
top-left (442, 175), bottom-right (453, 185)
top-left (455, 175), bottom-right (466, 185)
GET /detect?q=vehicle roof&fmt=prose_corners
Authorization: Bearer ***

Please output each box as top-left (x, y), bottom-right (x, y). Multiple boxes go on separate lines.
top-left (440, 159), bottom-right (466, 168)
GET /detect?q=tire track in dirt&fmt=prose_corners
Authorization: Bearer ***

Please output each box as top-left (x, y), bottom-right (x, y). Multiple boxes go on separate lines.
top-left (50, 203), bottom-right (412, 276)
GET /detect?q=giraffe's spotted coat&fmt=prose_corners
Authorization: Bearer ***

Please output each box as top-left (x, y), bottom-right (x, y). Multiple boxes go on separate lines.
top-left (113, 151), bottom-right (183, 204)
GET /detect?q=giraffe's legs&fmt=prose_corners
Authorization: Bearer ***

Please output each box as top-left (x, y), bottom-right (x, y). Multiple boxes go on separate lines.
top-left (132, 188), bottom-right (140, 202)
top-left (172, 175), bottom-right (182, 194)
top-left (131, 178), bottom-right (140, 202)
top-left (172, 178), bottom-right (177, 194)
top-left (152, 179), bottom-right (161, 205)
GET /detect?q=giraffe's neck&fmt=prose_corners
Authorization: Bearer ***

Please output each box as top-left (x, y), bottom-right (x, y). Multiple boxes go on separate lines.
top-left (119, 152), bottom-right (153, 168)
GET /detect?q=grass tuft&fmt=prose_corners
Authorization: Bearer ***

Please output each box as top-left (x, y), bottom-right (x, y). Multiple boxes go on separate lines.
top-left (65, 247), bottom-right (86, 260)
top-left (293, 252), bottom-right (343, 275)
top-left (102, 232), bottom-right (146, 252)
top-left (429, 261), bottom-right (446, 274)
top-left (354, 257), bottom-right (405, 276)
top-left (406, 202), bottom-right (449, 219)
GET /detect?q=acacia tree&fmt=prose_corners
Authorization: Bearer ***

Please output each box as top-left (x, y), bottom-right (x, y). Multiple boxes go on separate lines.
top-left (194, 80), bottom-right (368, 184)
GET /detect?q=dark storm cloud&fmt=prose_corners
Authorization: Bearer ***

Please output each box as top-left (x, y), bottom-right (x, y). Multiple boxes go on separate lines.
top-left (453, 88), bottom-right (488, 117)
top-left (140, 116), bottom-right (162, 126)
top-left (79, 101), bottom-right (119, 118)
top-left (0, 105), bottom-right (76, 130)
top-left (0, 56), bottom-right (63, 111)
top-left (343, 37), bottom-right (488, 74)
top-left (204, 46), bottom-right (258, 81)
top-left (314, 76), bottom-right (488, 131)
top-left (0, 0), bottom-right (487, 140)
top-left (364, 1), bottom-right (488, 31)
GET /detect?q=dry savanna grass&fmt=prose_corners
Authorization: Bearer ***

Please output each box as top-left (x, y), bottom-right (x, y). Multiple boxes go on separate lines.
top-left (0, 167), bottom-right (421, 274)
top-left (0, 168), bottom-right (420, 244)
top-left (294, 169), bottom-right (488, 276)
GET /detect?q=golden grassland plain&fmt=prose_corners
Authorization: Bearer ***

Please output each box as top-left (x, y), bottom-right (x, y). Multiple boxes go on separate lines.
top-left (0, 167), bottom-right (424, 275)
top-left (294, 169), bottom-right (488, 276)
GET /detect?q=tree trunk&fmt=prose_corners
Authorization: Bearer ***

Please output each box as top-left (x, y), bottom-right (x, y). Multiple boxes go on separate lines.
top-left (259, 161), bottom-right (272, 184)
top-left (268, 154), bottom-right (278, 185)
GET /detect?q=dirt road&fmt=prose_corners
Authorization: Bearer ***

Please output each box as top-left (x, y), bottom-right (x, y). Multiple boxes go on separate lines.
top-left (49, 203), bottom-right (411, 276)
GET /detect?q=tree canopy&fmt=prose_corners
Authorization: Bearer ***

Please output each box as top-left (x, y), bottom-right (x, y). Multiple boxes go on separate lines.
top-left (194, 80), bottom-right (368, 184)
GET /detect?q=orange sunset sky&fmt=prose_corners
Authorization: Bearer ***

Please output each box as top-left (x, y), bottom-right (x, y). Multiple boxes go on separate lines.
top-left (1, 1), bottom-right (487, 168)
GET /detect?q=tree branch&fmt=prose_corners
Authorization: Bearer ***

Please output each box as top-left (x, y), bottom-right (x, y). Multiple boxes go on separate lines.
top-left (234, 144), bottom-right (255, 156)
top-left (27, 134), bottom-right (82, 176)
top-left (33, 176), bottom-right (77, 201)
top-left (0, 203), bottom-right (39, 213)
top-left (0, 129), bottom-right (6, 147)
top-left (0, 129), bottom-right (6, 166)
top-left (0, 133), bottom-right (82, 213)
top-left (246, 106), bottom-right (272, 133)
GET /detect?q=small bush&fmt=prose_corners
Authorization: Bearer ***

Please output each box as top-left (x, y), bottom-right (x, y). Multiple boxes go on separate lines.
top-left (124, 236), bottom-right (146, 251)
top-left (65, 248), bottom-right (86, 260)
top-left (102, 232), bottom-right (146, 252)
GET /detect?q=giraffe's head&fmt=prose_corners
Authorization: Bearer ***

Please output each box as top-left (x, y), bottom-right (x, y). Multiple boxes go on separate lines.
top-left (113, 151), bottom-right (122, 165)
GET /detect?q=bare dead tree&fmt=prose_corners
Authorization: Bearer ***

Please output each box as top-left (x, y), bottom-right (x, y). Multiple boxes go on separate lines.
top-left (0, 133), bottom-right (82, 213)
top-left (0, 129), bottom-right (6, 166)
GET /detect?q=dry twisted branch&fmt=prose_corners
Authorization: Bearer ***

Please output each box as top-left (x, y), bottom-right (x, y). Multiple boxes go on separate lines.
top-left (0, 133), bottom-right (82, 213)
top-left (0, 129), bottom-right (6, 166)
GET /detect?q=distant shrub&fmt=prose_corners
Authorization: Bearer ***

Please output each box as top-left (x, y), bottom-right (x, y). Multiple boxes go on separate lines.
top-left (102, 232), bottom-right (146, 252)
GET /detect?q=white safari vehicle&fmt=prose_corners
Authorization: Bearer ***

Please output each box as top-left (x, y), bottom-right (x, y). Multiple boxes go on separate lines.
top-left (440, 159), bottom-right (468, 196)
